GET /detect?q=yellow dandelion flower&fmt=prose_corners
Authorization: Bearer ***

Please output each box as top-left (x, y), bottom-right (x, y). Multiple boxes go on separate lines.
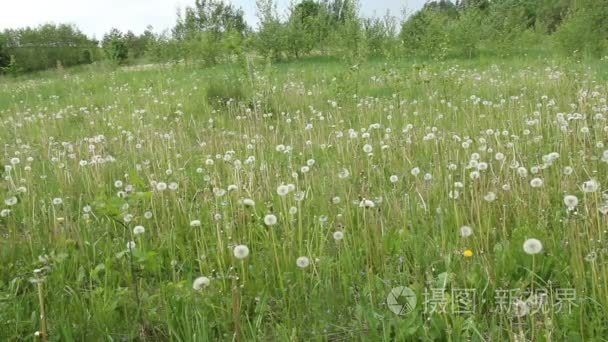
top-left (463, 249), bottom-right (473, 257)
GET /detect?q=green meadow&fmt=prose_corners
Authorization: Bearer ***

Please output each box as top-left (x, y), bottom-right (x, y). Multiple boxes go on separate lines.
top-left (1, 56), bottom-right (608, 340)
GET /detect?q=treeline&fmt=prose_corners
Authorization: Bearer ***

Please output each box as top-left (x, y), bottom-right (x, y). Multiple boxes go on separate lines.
top-left (401, 0), bottom-right (608, 59)
top-left (1, 0), bottom-right (607, 75)
top-left (0, 24), bottom-right (99, 73)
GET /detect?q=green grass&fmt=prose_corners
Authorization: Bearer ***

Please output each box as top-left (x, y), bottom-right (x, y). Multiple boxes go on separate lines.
top-left (1, 56), bottom-right (608, 340)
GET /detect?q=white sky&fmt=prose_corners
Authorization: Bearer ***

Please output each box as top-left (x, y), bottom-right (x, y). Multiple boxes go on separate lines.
top-left (0, 0), bottom-right (425, 39)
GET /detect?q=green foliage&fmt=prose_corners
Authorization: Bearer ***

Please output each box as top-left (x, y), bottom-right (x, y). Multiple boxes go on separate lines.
top-left (125, 28), bottom-right (155, 60)
top-left (255, 0), bottom-right (288, 60)
top-left (0, 55), bottom-right (21, 76)
top-left (556, 0), bottom-right (608, 57)
top-left (205, 76), bottom-right (247, 107)
top-left (101, 29), bottom-right (129, 64)
top-left (286, 0), bottom-right (321, 58)
top-left (447, 8), bottom-right (482, 58)
top-left (401, 8), bottom-right (450, 59)
top-left (362, 13), bottom-right (400, 58)
top-left (0, 33), bottom-right (10, 69)
top-left (2, 55), bottom-right (608, 340)
top-left (398, 0), bottom-right (583, 59)
top-left (4, 0), bottom-right (608, 76)
top-left (0, 24), bottom-right (97, 74)
top-left (171, 0), bottom-right (248, 65)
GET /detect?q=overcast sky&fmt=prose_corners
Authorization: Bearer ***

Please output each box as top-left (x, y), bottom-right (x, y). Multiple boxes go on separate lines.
top-left (0, 0), bottom-right (426, 39)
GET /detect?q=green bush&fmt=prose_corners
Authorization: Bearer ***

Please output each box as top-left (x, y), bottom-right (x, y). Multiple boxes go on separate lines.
top-left (205, 78), bottom-right (247, 107)
top-left (556, 0), bottom-right (608, 57)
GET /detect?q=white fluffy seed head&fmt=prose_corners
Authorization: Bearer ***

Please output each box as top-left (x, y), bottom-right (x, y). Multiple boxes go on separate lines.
top-left (483, 192), bottom-right (496, 202)
top-left (264, 214), bottom-right (278, 226)
top-left (517, 167), bottom-right (528, 177)
top-left (133, 225), bottom-right (145, 235)
top-left (359, 199), bottom-right (375, 208)
top-left (296, 256), bottom-right (310, 268)
top-left (460, 225), bottom-right (473, 238)
top-left (192, 276), bottom-right (210, 290)
top-left (563, 195), bottom-right (579, 210)
top-left (523, 238), bottom-right (543, 255)
top-left (233, 245), bottom-right (250, 259)
top-left (530, 178), bottom-right (543, 188)
top-left (241, 198), bottom-right (255, 206)
top-left (582, 179), bottom-right (600, 193)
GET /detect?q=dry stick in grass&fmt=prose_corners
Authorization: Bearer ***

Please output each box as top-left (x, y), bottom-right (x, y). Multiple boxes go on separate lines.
top-left (232, 283), bottom-right (242, 342)
top-left (36, 277), bottom-right (49, 342)
top-left (112, 218), bottom-right (145, 333)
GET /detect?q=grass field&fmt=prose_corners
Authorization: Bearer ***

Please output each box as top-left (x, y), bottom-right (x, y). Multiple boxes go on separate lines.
top-left (1, 56), bottom-right (608, 340)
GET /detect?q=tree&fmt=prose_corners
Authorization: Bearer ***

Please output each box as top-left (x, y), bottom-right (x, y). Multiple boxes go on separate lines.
top-left (0, 24), bottom-right (97, 73)
top-left (102, 29), bottom-right (129, 63)
top-left (172, 0), bottom-right (248, 65)
top-left (400, 4), bottom-right (452, 57)
top-left (255, 0), bottom-right (287, 60)
top-left (556, 0), bottom-right (608, 57)
top-left (0, 32), bottom-right (9, 70)
top-left (286, 0), bottom-right (324, 58)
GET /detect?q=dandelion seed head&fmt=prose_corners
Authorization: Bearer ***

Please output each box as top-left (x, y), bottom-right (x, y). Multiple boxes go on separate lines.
top-left (523, 238), bottom-right (543, 255)
top-left (233, 245), bottom-right (250, 259)
top-left (192, 276), bottom-right (210, 290)
top-left (264, 214), bottom-right (278, 226)
top-left (582, 179), bottom-right (600, 193)
top-left (530, 177), bottom-right (543, 188)
top-left (133, 225), bottom-right (145, 235)
top-left (296, 256), bottom-right (310, 268)
top-left (338, 168), bottom-right (350, 179)
top-left (359, 199), bottom-right (375, 208)
top-left (563, 195), bottom-right (578, 210)
top-left (241, 198), bottom-right (255, 206)
top-left (4, 196), bottom-right (17, 206)
top-left (484, 192), bottom-right (496, 202)
top-left (460, 225), bottom-right (473, 238)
